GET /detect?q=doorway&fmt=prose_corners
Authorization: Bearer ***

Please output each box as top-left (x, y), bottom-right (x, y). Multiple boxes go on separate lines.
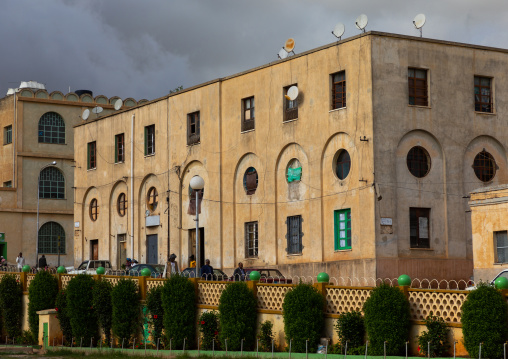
top-left (90, 240), bottom-right (98, 260)
top-left (146, 234), bottom-right (158, 264)
top-left (189, 228), bottom-right (205, 267)
top-left (0, 243), bottom-right (6, 259)
top-left (117, 234), bottom-right (126, 269)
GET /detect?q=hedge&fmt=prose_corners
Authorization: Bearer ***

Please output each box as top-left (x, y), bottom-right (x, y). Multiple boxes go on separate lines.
top-left (0, 274), bottom-right (23, 338)
top-left (111, 278), bottom-right (140, 343)
top-left (66, 274), bottom-right (98, 344)
top-left (55, 289), bottom-right (73, 345)
top-left (28, 270), bottom-right (59, 338)
top-left (93, 279), bottom-right (113, 345)
top-left (146, 286), bottom-right (164, 343)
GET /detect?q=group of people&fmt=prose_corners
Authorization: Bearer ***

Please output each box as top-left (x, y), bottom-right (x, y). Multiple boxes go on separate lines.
top-left (125, 258), bottom-right (138, 269)
top-left (166, 253), bottom-right (214, 279)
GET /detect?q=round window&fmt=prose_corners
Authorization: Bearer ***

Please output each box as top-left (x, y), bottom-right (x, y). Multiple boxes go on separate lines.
top-left (243, 167), bottom-right (258, 195)
top-left (473, 150), bottom-right (496, 182)
top-left (147, 187), bottom-right (158, 212)
top-left (89, 198), bottom-right (98, 221)
top-left (117, 193), bottom-right (127, 217)
top-left (406, 146), bottom-right (431, 178)
top-left (286, 159), bottom-right (302, 183)
top-left (334, 150), bottom-right (351, 180)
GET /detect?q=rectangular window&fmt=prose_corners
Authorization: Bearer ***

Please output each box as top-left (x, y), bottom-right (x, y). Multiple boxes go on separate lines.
top-left (144, 125), bottom-right (155, 155)
top-left (410, 207), bottom-right (430, 248)
top-left (334, 209), bottom-right (351, 250)
top-left (187, 111), bottom-right (200, 145)
top-left (474, 76), bottom-right (493, 113)
top-left (4, 125), bottom-right (12, 145)
top-left (87, 141), bottom-right (96, 170)
top-left (331, 71), bottom-right (346, 109)
top-left (495, 231), bottom-right (508, 263)
top-left (286, 215), bottom-right (303, 254)
top-left (242, 96), bottom-right (255, 132)
top-left (115, 133), bottom-right (125, 163)
top-left (3, 181), bottom-right (12, 188)
top-left (245, 221), bottom-right (258, 258)
top-left (408, 68), bottom-right (428, 106)
top-left (283, 85), bottom-right (298, 122)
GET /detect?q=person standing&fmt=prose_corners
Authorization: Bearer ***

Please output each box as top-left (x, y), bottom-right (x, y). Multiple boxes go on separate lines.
top-left (201, 259), bottom-right (214, 280)
top-left (233, 262), bottom-right (245, 281)
top-left (16, 252), bottom-right (25, 272)
top-left (38, 254), bottom-right (47, 269)
top-left (167, 253), bottom-right (179, 276)
top-left (189, 254), bottom-right (196, 268)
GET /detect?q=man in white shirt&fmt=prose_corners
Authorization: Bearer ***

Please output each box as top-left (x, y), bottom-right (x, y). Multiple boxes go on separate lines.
top-left (16, 252), bottom-right (25, 272)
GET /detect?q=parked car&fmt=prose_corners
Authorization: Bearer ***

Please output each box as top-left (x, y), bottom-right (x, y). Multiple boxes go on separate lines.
top-left (126, 263), bottom-right (167, 278)
top-left (66, 260), bottom-right (112, 275)
top-left (243, 268), bottom-right (293, 283)
top-left (181, 267), bottom-right (230, 281)
top-left (466, 269), bottom-right (508, 290)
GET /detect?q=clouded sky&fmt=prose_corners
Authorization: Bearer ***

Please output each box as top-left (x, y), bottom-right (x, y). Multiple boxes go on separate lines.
top-left (2, 0), bottom-right (507, 100)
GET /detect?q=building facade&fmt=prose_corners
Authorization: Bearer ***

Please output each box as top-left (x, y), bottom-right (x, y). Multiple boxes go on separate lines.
top-left (0, 85), bottom-right (144, 267)
top-left (73, 32), bottom-right (508, 280)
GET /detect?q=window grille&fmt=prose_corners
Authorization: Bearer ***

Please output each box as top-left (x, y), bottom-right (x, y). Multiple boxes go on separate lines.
top-left (145, 125), bottom-right (155, 155)
top-left (115, 133), bottom-right (125, 162)
top-left (410, 208), bottom-right (430, 248)
top-left (39, 167), bottom-right (65, 199)
top-left (117, 193), bottom-right (127, 216)
top-left (4, 125), bottom-right (12, 144)
top-left (474, 76), bottom-right (493, 113)
top-left (38, 112), bottom-right (65, 144)
top-left (332, 71), bottom-right (346, 109)
top-left (90, 198), bottom-right (99, 221)
top-left (245, 221), bottom-right (258, 258)
top-left (286, 215), bottom-right (303, 254)
top-left (38, 221), bottom-right (66, 254)
top-left (407, 146), bottom-right (431, 178)
top-left (473, 150), bottom-right (496, 182)
top-left (408, 68), bottom-right (428, 106)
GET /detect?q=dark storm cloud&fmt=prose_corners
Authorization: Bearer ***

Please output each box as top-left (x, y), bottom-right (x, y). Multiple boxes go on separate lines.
top-left (2, 0), bottom-right (508, 100)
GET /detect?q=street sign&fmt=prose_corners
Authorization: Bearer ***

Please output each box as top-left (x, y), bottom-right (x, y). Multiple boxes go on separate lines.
top-left (0, 233), bottom-right (4, 242)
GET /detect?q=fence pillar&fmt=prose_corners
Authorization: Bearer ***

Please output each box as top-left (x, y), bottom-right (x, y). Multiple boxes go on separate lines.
top-left (397, 274), bottom-right (411, 298)
top-left (57, 273), bottom-right (62, 290)
top-left (20, 271), bottom-right (28, 292)
top-left (189, 278), bottom-right (199, 300)
top-left (138, 276), bottom-right (147, 300)
top-left (247, 280), bottom-right (258, 301)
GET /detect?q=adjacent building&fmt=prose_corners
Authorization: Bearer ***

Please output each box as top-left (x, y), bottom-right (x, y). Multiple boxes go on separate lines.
top-left (73, 31), bottom-right (508, 280)
top-left (0, 83), bottom-right (145, 267)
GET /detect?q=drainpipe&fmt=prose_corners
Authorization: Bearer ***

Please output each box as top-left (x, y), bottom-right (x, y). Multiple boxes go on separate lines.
top-left (12, 91), bottom-right (17, 186)
top-left (130, 114), bottom-right (135, 259)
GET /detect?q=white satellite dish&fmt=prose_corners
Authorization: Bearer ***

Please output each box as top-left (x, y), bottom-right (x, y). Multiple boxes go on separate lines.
top-left (82, 109), bottom-right (90, 121)
top-left (413, 14), bottom-right (426, 37)
top-left (114, 98), bottom-right (123, 110)
top-left (332, 23), bottom-right (345, 40)
top-left (92, 106), bottom-right (103, 117)
top-left (278, 48), bottom-right (288, 59)
top-left (355, 14), bottom-right (368, 32)
top-left (285, 86), bottom-right (299, 101)
top-left (284, 38), bottom-right (295, 53)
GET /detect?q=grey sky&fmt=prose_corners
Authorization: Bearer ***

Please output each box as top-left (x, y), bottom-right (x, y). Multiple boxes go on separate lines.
top-left (2, 0), bottom-right (508, 100)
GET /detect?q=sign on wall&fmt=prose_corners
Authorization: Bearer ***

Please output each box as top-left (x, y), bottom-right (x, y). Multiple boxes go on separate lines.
top-left (0, 233), bottom-right (4, 242)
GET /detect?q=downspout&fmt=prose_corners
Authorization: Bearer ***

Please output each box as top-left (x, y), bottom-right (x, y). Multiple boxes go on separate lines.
top-left (167, 97), bottom-right (170, 260)
top-left (130, 113), bottom-right (135, 259)
top-left (12, 91), bottom-right (16, 186)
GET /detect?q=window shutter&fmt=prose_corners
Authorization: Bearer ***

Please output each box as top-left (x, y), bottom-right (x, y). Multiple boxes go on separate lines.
top-left (197, 113), bottom-right (200, 136)
top-left (186, 115), bottom-right (190, 144)
top-left (87, 143), bottom-right (90, 169)
top-left (115, 135), bottom-right (118, 163)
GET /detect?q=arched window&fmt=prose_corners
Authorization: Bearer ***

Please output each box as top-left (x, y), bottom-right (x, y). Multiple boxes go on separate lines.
top-left (90, 198), bottom-right (99, 221)
top-left (38, 112), bottom-right (65, 144)
top-left (335, 150), bottom-right (351, 180)
top-left (38, 222), bottom-right (65, 254)
top-left (147, 187), bottom-right (158, 212)
top-left (473, 150), bottom-right (496, 182)
top-left (39, 167), bottom-right (65, 199)
top-left (117, 193), bottom-right (127, 217)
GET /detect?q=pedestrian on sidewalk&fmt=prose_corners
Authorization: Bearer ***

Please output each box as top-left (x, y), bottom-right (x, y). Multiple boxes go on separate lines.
top-left (16, 252), bottom-right (25, 272)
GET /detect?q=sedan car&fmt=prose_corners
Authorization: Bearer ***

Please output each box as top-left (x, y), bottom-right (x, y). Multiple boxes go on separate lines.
top-left (181, 267), bottom-right (230, 281)
top-left (126, 264), bottom-right (167, 278)
top-left (466, 269), bottom-right (508, 290)
top-left (243, 268), bottom-right (293, 284)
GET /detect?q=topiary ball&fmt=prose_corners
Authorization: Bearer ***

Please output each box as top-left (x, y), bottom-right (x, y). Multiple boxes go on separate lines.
top-left (57, 266), bottom-right (67, 274)
top-left (398, 274), bottom-right (411, 286)
top-left (495, 276), bottom-right (508, 289)
top-left (317, 272), bottom-right (329, 283)
top-left (249, 271), bottom-right (261, 281)
top-left (22, 265), bottom-right (31, 272)
top-left (141, 268), bottom-right (152, 277)
top-left (96, 266), bottom-right (105, 275)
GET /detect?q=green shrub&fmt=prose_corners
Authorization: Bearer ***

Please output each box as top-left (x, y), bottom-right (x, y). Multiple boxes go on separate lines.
top-left (111, 278), bottom-right (140, 343)
top-left (16, 330), bottom-right (36, 345)
top-left (0, 274), bottom-right (23, 338)
top-left (28, 270), bottom-right (59, 338)
top-left (146, 286), bottom-right (164, 343)
top-left (199, 311), bottom-right (219, 350)
top-left (219, 282), bottom-right (257, 351)
top-left (417, 313), bottom-right (449, 357)
top-left (462, 283), bottom-right (508, 358)
top-left (258, 320), bottom-right (275, 352)
top-left (282, 283), bottom-right (324, 353)
top-left (66, 274), bottom-right (98, 344)
top-left (363, 284), bottom-right (410, 355)
top-left (93, 280), bottom-right (113, 345)
top-left (161, 274), bottom-right (196, 349)
top-left (55, 290), bottom-right (73, 344)
top-left (334, 310), bottom-right (365, 355)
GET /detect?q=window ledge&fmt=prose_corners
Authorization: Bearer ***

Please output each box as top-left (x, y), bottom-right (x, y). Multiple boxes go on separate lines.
top-left (283, 119), bottom-right (298, 124)
top-left (87, 168), bottom-right (96, 172)
top-left (114, 161), bottom-right (125, 165)
top-left (408, 105), bottom-right (431, 109)
top-left (39, 198), bottom-right (66, 201)
top-left (493, 262), bottom-right (508, 266)
top-left (244, 256), bottom-right (259, 260)
top-left (334, 248), bottom-right (352, 252)
top-left (3, 143), bottom-right (12, 146)
top-left (329, 107), bottom-right (346, 113)
top-left (286, 253), bottom-right (303, 257)
top-left (187, 142), bottom-right (201, 147)
top-left (409, 247), bottom-right (433, 251)
top-left (144, 153), bottom-right (155, 158)
top-left (241, 129), bottom-right (255, 134)
top-left (475, 111), bottom-right (496, 116)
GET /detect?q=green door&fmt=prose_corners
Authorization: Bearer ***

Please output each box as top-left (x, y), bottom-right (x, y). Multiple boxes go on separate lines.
top-left (43, 323), bottom-right (48, 348)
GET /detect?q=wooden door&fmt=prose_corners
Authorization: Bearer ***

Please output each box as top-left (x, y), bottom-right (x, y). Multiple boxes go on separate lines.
top-left (90, 240), bottom-right (99, 260)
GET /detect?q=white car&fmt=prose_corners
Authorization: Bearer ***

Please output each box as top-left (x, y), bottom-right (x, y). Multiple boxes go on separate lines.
top-left (66, 260), bottom-right (112, 275)
top-left (466, 269), bottom-right (508, 290)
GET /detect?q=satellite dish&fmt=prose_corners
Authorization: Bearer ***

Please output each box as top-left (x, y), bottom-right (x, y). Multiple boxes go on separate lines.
top-left (92, 106), bottom-right (103, 114)
top-left (284, 38), bottom-right (295, 53)
top-left (285, 86), bottom-right (299, 101)
top-left (278, 48), bottom-right (288, 59)
top-left (413, 14), bottom-right (426, 37)
top-left (114, 98), bottom-right (123, 110)
top-left (332, 23), bottom-right (345, 40)
top-left (82, 109), bottom-right (90, 121)
top-left (355, 14), bottom-right (368, 32)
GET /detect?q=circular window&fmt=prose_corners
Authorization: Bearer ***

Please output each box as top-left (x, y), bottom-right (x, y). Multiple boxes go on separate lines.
top-left (117, 193), bottom-right (127, 217)
top-left (473, 150), bottom-right (496, 182)
top-left (286, 159), bottom-right (302, 183)
top-left (147, 187), bottom-right (158, 212)
top-left (334, 150), bottom-right (351, 180)
top-left (89, 198), bottom-right (98, 221)
top-left (243, 167), bottom-right (258, 195)
top-left (406, 146), bottom-right (431, 178)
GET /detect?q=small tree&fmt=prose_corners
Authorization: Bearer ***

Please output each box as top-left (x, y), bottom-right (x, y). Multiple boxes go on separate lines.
top-left (66, 274), bottom-right (98, 344)
top-left (161, 274), bottom-right (196, 349)
top-left (282, 283), bottom-right (325, 353)
top-left (334, 310), bottom-right (365, 354)
top-left (0, 274), bottom-right (23, 338)
top-left (258, 320), bottom-right (275, 352)
top-left (93, 280), bottom-right (113, 345)
top-left (111, 278), bottom-right (140, 343)
top-left (55, 290), bottom-right (73, 345)
top-left (462, 283), bottom-right (508, 358)
top-left (199, 311), bottom-right (219, 350)
top-left (28, 270), bottom-right (59, 338)
top-left (146, 286), bottom-right (164, 344)
top-left (417, 313), bottom-right (450, 357)
top-left (363, 284), bottom-right (410, 356)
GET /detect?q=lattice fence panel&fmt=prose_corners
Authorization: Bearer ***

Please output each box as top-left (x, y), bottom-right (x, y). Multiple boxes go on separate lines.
top-left (26, 274), bottom-right (35, 288)
top-left (257, 284), bottom-right (293, 311)
top-left (146, 279), bottom-right (165, 292)
top-left (60, 274), bottom-right (75, 289)
top-left (408, 290), bottom-right (467, 323)
top-left (0, 272), bottom-right (20, 283)
top-left (198, 282), bottom-right (228, 306)
top-left (325, 287), bottom-right (372, 315)
top-left (103, 276), bottom-right (139, 288)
